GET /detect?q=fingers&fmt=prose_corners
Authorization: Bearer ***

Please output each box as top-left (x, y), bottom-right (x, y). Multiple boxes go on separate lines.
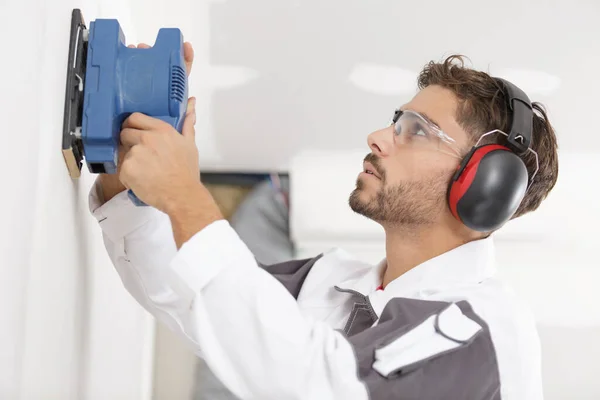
top-left (120, 128), bottom-right (144, 148)
top-left (122, 112), bottom-right (161, 130)
top-left (184, 42), bottom-right (194, 76)
top-left (182, 97), bottom-right (197, 139)
top-left (127, 43), bottom-right (151, 49)
top-left (186, 97), bottom-right (196, 115)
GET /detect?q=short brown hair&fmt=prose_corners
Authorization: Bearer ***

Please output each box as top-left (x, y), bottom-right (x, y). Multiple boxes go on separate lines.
top-left (417, 55), bottom-right (559, 219)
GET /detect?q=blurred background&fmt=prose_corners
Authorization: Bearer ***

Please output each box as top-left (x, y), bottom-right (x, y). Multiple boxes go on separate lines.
top-left (1, 0), bottom-right (599, 399)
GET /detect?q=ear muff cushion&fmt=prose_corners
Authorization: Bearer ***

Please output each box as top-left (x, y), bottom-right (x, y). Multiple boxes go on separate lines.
top-left (448, 145), bottom-right (529, 232)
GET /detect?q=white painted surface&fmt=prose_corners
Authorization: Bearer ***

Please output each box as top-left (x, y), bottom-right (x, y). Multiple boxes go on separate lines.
top-left (0, 1), bottom-right (154, 399)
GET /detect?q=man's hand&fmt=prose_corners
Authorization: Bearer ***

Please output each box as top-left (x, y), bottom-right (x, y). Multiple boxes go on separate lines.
top-left (119, 97), bottom-right (224, 247)
top-left (119, 97), bottom-right (200, 213)
top-left (97, 41), bottom-right (195, 204)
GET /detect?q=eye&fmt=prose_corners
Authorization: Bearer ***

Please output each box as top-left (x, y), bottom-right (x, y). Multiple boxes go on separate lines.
top-left (408, 122), bottom-right (429, 138)
top-left (414, 127), bottom-right (427, 137)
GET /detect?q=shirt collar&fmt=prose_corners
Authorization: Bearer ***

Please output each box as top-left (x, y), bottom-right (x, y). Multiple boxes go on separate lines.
top-left (335, 236), bottom-right (497, 299)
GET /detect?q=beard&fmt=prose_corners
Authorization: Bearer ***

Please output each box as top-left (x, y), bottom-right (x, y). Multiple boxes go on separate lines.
top-left (348, 171), bottom-right (449, 227)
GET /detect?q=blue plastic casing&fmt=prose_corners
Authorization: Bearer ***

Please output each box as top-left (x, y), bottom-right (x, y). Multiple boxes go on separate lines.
top-left (82, 18), bottom-right (188, 206)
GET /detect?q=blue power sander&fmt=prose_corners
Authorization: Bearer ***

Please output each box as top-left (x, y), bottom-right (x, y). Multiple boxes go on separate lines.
top-left (62, 9), bottom-right (188, 206)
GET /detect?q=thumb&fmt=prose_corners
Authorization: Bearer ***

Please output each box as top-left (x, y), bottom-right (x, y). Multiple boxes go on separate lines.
top-left (182, 97), bottom-right (197, 138)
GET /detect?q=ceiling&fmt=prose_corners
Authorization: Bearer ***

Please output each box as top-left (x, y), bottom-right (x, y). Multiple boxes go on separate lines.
top-left (116, 0), bottom-right (600, 172)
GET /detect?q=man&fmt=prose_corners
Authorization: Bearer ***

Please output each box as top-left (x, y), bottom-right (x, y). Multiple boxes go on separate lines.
top-left (91, 42), bottom-right (559, 399)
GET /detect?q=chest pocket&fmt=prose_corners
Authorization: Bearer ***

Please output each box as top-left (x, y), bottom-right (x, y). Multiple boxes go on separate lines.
top-left (372, 303), bottom-right (482, 377)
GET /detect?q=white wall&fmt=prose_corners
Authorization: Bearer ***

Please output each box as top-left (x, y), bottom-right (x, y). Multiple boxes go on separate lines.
top-left (0, 1), bottom-right (154, 399)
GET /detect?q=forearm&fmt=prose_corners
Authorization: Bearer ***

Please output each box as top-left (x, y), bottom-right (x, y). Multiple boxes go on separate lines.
top-left (166, 183), bottom-right (224, 249)
top-left (94, 175), bottom-right (221, 252)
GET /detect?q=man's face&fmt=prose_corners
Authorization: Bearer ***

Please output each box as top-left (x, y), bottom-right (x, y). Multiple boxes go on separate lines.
top-left (349, 85), bottom-right (471, 228)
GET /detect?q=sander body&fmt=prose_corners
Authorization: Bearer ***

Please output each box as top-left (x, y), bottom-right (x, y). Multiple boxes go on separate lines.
top-left (62, 9), bottom-right (188, 205)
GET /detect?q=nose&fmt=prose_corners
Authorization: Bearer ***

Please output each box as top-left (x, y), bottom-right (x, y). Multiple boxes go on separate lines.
top-left (367, 126), bottom-right (395, 157)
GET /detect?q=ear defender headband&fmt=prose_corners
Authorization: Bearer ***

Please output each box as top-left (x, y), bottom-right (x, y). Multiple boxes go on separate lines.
top-left (447, 78), bottom-right (539, 232)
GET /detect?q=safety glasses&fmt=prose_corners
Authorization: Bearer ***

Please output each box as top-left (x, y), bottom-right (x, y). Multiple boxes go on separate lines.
top-left (392, 110), bottom-right (540, 189)
top-left (391, 109), bottom-right (463, 158)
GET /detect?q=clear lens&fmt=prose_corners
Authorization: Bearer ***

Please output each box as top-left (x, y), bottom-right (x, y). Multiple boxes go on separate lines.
top-left (392, 110), bottom-right (461, 158)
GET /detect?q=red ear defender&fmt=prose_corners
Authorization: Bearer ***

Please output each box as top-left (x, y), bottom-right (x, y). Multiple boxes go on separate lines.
top-left (447, 144), bottom-right (529, 232)
top-left (448, 77), bottom-right (537, 231)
